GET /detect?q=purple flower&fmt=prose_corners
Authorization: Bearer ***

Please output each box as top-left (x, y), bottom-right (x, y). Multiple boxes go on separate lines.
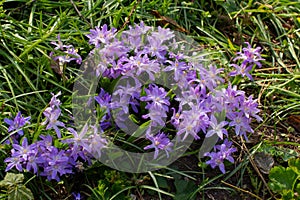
top-left (4, 133), bottom-right (88, 181)
top-left (176, 84), bottom-right (206, 109)
top-left (228, 112), bottom-right (253, 140)
top-left (95, 88), bottom-right (112, 115)
top-left (51, 34), bottom-right (72, 50)
top-left (41, 148), bottom-right (72, 181)
top-left (102, 40), bottom-right (128, 59)
top-left (164, 53), bottom-right (188, 82)
top-left (4, 111), bottom-right (31, 136)
top-left (36, 135), bottom-right (54, 152)
top-left (204, 139), bottom-right (237, 174)
top-left (204, 151), bottom-right (225, 173)
top-left (217, 84), bottom-right (244, 106)
top-left (63, 124), bottom-right (90, 159)
top-left (123, 53), bottom-right (160, 81)
top-left (140, 84), bottom-right (170, 112)
top-left (234, 42), bottom-right (264, 68)
top-left (219, 144), bottom-right (236, 163)
top-left (145, 36), bottom-right (167, 60)
top-left (72, 192), bottom-right (82, 200)
top-left (199, 65), bottom-right (224, 90)
top-left (86, 128), bottom-right (107, 159)
top-left (4, 137), bottom-right (36, 173)
top-left (214, 138), bottom-right (233, 151)
top-left (112, 77), bottom-right (141, 114)
top-left (42, 108), bottom-right (65, 138)
top-left (11, 137), bottom-right (31, 159)
top-left (142, 109), bottom-right (167, 127)
top-left (122, 21), bottom-right (151, 50)
top-left (49, 91), bottom-right (62, 108)
top-left (144, 132), bottom-right (173, 159)
top-left (4, 153), bottom-right (24, 172)
top-left (229, 63), bottom-right (254, 81)
top-left (25, 152), bottom-right (39, 174)
top-left (151, 26), bottom-right (175, 43)
top-left (205, 115), bottom-right (228, 140)
top-left (65, 47), bottom-right (82, 65)
top-left (240, 95), bottom-right (262, 122)
top-left (170, 108), bottom-right (181, 128)
top-left (50, 35), bottom-right (82, 66)
top-left (86, 24), bottom-right (117, 47)
top-left (177, 105), bottom-right (210, 140)
top-left (230, 42), bottom-right (264, 80)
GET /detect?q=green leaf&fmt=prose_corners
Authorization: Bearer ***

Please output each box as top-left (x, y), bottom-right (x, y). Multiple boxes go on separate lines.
top-left (288, 158), bottom-right (300, 175)
top-left (156, 176), bottom-right (169, 190)
top-left (279, 148), bottom-right (299, 162)
top-left (7, 185), bottom-right (34, 200)
top-left (0, 173), bottom-right (24, 189)
top-left (268, 166), bottom-right (297, 192)
top-left (281, 189), bottom-right (294, 200)
top-left (295, 183), bottom-right (300, 194)
top-left (174, 177), bottom-right (197, 200)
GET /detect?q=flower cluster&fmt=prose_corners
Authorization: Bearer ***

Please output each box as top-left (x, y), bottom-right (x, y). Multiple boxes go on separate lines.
top-left (4, 135), bottom-right (73, 181)
top-left (4, 127), bottom-right (107, 181)
top-left (229, 42), bottom-right (264, 80)
top-left (4, 93), bottom-right (107, 181)
top-left (81, 22), bottom-right (263, 166)
top-left (3, 22), bottom-right (264, 177)
top-left (204, 139), bottom-right (237, 173)
top-left (63, 124), bottom-right (107, 160)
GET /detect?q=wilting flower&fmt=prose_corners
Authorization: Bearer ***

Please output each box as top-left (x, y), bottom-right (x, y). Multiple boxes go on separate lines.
top-left (51, 34), bottom-right (72, 50)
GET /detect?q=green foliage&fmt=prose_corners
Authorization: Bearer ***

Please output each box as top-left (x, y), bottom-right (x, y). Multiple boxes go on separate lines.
top-left (173, 174), bottom-right (197, 200)
top-left (88, 170), bottom-right (132, 200)
top-left (258, 143), bottom-right (299, 162)
top-left (268, 158), bottom-right (300, 200)
top-left (0, 173), bottom-right (34, 200)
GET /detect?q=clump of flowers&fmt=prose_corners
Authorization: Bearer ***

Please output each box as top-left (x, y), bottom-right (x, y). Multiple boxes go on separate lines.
top-left (4, 93), bottom-right (107, 181)
top-left (3, 22), bottom-right (265, 177)
top-left (4, 135), bottom-right (74, 181)
top-left (80, 22), bottom-right (264, 173)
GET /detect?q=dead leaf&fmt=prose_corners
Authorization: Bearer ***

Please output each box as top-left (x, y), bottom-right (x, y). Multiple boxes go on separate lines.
top-left (287, 115), bottom-right (300, 132)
